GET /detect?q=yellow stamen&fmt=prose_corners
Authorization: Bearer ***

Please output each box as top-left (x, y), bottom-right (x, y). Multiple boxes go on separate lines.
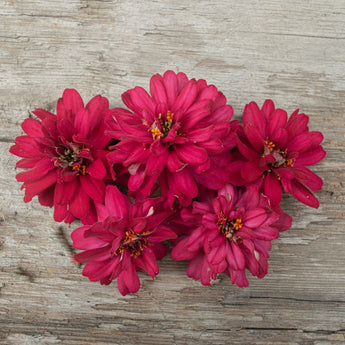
top-left (72, 164), bottom-right (87, 175)
top-left (265, 140), bottom-right (276, 151)
top-left (234, 218), bottom-right (243, 230)
top-left (166, 110), bottom-right (174, 122)
top-left (151, 127), bottom-right (162, 140)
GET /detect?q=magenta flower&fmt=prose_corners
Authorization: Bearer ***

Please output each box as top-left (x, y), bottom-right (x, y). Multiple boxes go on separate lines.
top-left (171, 185), bottom-right (292, 287)
top-left (107, 70), bottom-right (237, 207)
top-left (229, 100), bottom-right (326, 208)
top-left (10, 89), bottom-right (112, 224)
top-left (72, 186), bottom-right (176, 296)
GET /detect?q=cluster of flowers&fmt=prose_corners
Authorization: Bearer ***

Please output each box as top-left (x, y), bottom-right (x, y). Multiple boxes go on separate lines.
top-left (10, 71), bottom-right (326, 296)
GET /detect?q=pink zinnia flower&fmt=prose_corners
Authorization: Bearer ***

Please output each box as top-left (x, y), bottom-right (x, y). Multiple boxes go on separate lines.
top-left (10, 89), bottom-right (112, 224)
top-left (229, 100), bottom-right (326, 208)
top-left (72, 186), bottom-right (176, 296)
top-left (107, 70), bottom-right (237, 207)
top-left (171, 185), bottom-right (292, 287)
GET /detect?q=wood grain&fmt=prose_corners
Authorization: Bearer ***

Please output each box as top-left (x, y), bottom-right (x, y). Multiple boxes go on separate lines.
top-left (1, 0), bottom-right (345, 344)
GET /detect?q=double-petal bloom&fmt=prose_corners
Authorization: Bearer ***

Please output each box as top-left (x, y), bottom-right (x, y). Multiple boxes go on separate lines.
top-left (107, 70), bottom-right (237, 207)
top-left (229, 100), bottom-right (326, 208)
top-left (72, 186), bottom-right (176, 296)
top-left (171, 185), bottom-right (292, 287)
top-left (10, 89), bottom-right (112, 224)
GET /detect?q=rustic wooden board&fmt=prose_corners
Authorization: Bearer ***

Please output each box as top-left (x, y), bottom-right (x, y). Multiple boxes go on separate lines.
top-left (1, 0), bottom-right (345, 344)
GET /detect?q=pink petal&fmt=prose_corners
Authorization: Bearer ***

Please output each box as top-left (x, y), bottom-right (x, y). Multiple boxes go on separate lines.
top-left (296, 167), bottom-right (323, 191)
top-left (207, 241), bottom-right (227, 265)
top-left (287, 133), bottom-right (312, 152)
top-left (82, 259), bottom-right (118, 282)
top-left (54, 180), bottom-right (78, 205)
top-left (148, 226), bottom-right (177, 243)
top-left (134, 247), bottom-right (159, 278)
top-left (71, 225), bottom-right (107, 250)
top-left (261, 99), bottom-right (275, 121)
top-left (166, 150), bottom-right (185, 172)
top-left (163, 70), bottom-right (179, 108)
top-left (230, 269), bottom-right (249, 287)
top-left (21, 118), bottom-right (43, 137)
top-left (150, 139), bottom-right (168, 157)
top-left (171, 237), bottom-right (197, 260)
top-left (37, 185), bottom-right (54, 207)
top-left (53, 203), bottom-right (68, 222)
top-left (241, 160), bottom-right (264, 182)
top-left (74, 245), bottom-right (111, 262)
top-left (22, 169), bottom-right (57, 202)
top-left (226, 242), bottom-right (245, 270)
top-left (237, 137), bottom-right (259, 160)
top-left (15, 158), bottom-right (38, 169)
top-left (56, 98), bottom-right (74, 140)
top-left (69, 184), bottom-right (90, 219)
top-left (117, 263), bottom-right (140, 296)
top-left (171, 169), bottom-right (199, 204)
top-left (80, 175), bottom-right (105, 203)
top-left (243, 101), bottom-right (266, 137)
top-left (242, 208), bottom-right (268, 228)
top-left (295, 146), bottom-right (326, 166)
top-left (172, 80), bottom-right (198, 118)
top-left (264, 172), bottom-right (282, 206)
top-left (16, 158), bottom-right (55, 182)
top-left (145, 149), bottom-right (169, 175)
top-left (62, 89), bottom-right (84, 115)
top-left (309, 131), bottom-right (324, 148)
top-left (243, 124), bottom-right (264, 152)
top-left (174, 144), bottom-right (208, 165)
top-left (122, 87), bottom-right (156, 118)
top-left (74, 108), bottom-right (89, 138)
top-left (150, 74), bottom-right (168, 105)
top-left (187, 125), bottom-right (214, 143)
top-left (270, 128), bottom-right (288, 147)
top-left (87, 159), bottom-right (107, 179)
top-left (105, 185), bottom-right (129, 218)
top-left (212, 104), bottom-right (233, 123)
top-left (128, 169), bottom-right (146, 190)
top-left (32, 108), bottom-right (56, 120)
top-left (268, 109), bottom-right (287, 138)
top-left (290, 180), bottom-right (319, 208)
top-left (255, 226), bottom-right (279, 241)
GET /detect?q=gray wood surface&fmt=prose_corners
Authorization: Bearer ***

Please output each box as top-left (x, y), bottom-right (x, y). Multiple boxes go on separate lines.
top-left (1, 0), bottom-right (345, 344)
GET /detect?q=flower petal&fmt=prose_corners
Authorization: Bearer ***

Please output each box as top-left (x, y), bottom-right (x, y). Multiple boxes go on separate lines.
top-left (264, 172), bottom-right (282, 206)
top-left (242, 208), bottom-right (268, 228)
top-left (87, 159), bottom-right (107, 179)
top-left (174, 144), bottom-right (208, 165)
top-left (117, 263), bottom-right (141, 296)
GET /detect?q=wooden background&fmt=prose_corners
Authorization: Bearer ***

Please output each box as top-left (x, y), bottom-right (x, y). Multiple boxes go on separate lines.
top-left (0, 1), bottom-right (344, 344)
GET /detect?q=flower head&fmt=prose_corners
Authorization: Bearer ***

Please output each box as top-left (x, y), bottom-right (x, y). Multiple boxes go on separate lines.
top-left (107, 70), bottom-right (237, 207)
top-left (171, 185), bottom-right (292, 287)
top-left (72, 186), bottom-right (176, 296)
top-left (10, 89), bottom-right (112, 224)
top-left (229, 100), bottom-right (326, 208)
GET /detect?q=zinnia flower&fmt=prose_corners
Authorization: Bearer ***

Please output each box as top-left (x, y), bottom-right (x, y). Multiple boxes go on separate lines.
top-left (72, 186), bottom-right (177, 296)
top-left (107, 70), bottom-right (237, 207)
top-left (10, 89), bottom-right (112, 224)
top-left (229, 100), bottom-right (326, 208)
top-left (171, 185), bottom-right (292, 287)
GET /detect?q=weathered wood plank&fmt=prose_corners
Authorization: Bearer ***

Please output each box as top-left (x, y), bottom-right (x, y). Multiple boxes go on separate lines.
top-left (1, 0), bottom-right (345, 344)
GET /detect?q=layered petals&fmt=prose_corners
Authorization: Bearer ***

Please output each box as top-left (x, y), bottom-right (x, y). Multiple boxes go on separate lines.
top-left (234, 100), bottom-right (325, 208)
top-left (72, 186), bottom-right (176, 296)
top-left (10, 89), bottom-right (113, 224)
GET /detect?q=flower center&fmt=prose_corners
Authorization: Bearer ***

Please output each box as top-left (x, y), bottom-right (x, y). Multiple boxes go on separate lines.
top-left (55, 144), bottom-right (90, 176)
top-left (115, 229), bottom-right (148, 258)
top-left (150, 110), bottom-right (174, 140)
top-left (217, 212), bottom-right (243, 240)
top-left (263, 139), bottom-right (294, 168)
